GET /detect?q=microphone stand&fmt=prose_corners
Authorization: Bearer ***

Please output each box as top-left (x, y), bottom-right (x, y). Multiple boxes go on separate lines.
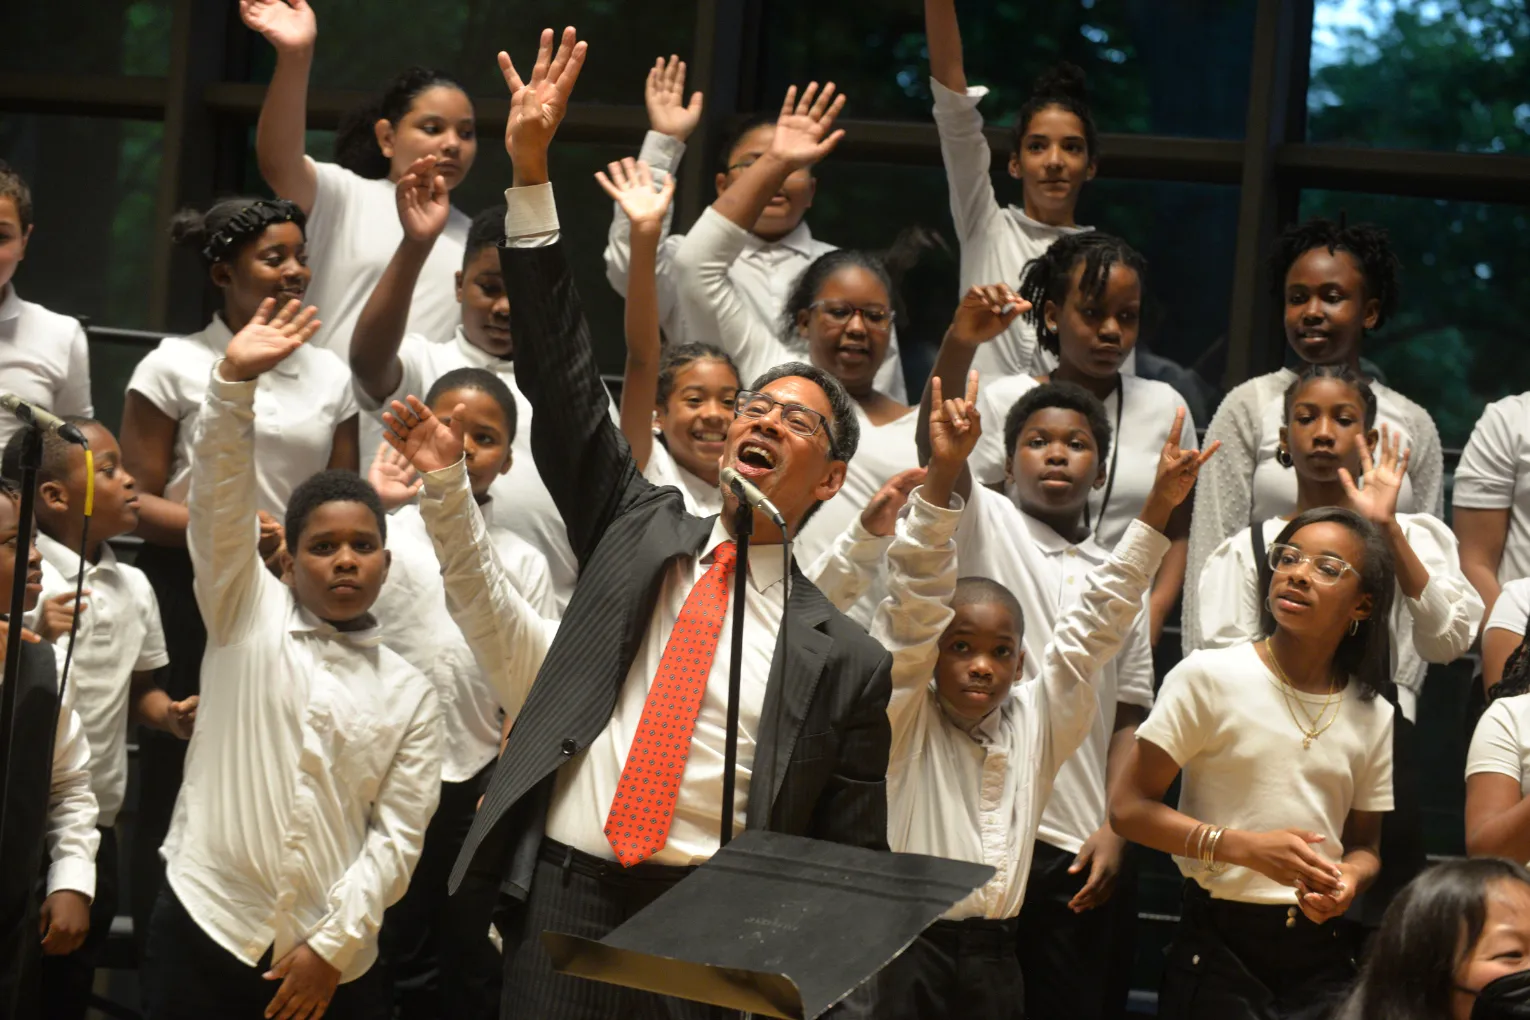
top-left (719, 496), bottom-right (752, 849)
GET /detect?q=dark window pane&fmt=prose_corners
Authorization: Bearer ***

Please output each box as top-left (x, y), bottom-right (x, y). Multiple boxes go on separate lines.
top-left (1299, 191), bottom-right (1530, 449)
top-left (248, 1), bottom-right (695, 106)
top-left (1308, 0), bottom-right (1530, 152)
top-left (8, 0), bottom-right (172, 76)
top-left (760, 0), bottom-right (1256, 138)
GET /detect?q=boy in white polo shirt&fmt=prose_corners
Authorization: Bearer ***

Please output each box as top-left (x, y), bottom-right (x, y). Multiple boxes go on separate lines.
top-left (0, 161), bottom-right (93, 451)
top-left (3, 418), bottom-right (192, 1020)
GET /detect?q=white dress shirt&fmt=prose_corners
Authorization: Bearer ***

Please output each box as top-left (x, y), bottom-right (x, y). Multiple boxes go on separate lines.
top-left (605, 130), bottom-right (905, 401)
top-left (870, 490), bottom-right (1167, 919)
top-left (0, 284), bottom-right (93, 449)
top-left (1139, 643), bottom-right (1394, 904)
top-left (643, 440), bottom-right (724, 517)
top-left (34, 533), bottom-right (169, 827)
top-left (127, 315), bottom-right (358, 517)
top-left (956, 484), bottom-right (1156, 854)
top-left (301, 158), bottom-right (470, 361)
top-left (373, 498), bottom-right (555, 783)
top-left (929, 81), bottom-right (1104, 381)
top-left (167, 365), bottom-right (442, 982)
top-left (1468, 693), bottom-right (1530, 864)
top-left (1456, 392), bottom-right (1530, 586)
top-left (971, 373), bottom-right (1195, 551)
top-left (1197, 513), bottom-right (1481, 721)
top-left (357, 326), bottom-right (614, 611)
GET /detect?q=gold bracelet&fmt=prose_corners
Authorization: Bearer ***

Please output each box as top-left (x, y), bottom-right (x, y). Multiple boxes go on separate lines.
top-left (1206, 826), bottom-right (1228, 875)
top-left (1184, 823), bottom-right (1207, 861)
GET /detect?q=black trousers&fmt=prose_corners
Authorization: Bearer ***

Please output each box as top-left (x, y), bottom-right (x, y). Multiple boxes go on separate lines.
top-left (143, 886), bottom-right (391, 1020)
top-left (1013, 839), bottom-right (1137, 1020)
top-left (39, 826), bottom-right (118, 1020)
top-left (1157, 882), bottom-right (1358, 1020)
top-left (870, 915), bottom-right (1024, 1020)
top-left (379, 764), bottom-right (501, 1019)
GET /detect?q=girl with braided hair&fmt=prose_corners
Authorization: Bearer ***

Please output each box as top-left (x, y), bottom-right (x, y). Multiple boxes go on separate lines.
top-left (118, 195), bottom-right (359, 947)
top-left (1186, 217), bottom-right (1445, 659)
top-left (240, 0), bottom-right (478, 359)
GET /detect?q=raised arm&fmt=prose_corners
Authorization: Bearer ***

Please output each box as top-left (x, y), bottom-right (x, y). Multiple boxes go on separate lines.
top-left (188, 299), bottom-right (320, 645)
top-left (597, 158), bottom-right (676, 471)
top-left (808, 467), bottom-right (925, 611)
top-left (241, 0), bottom-right (320, 212)
top-left (350, 156), bottom-right (450, 402)
top-left (923, 0), bottom-right (968, 91)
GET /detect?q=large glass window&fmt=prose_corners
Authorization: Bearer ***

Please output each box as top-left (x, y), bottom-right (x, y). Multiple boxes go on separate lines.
top-left (7, 0), bottom-right (172, 76)
top-left (761, 0), bottom-right (1257, 138)
top-left (1299, 191), bottom-right (1530, 449)
top-left (1309, 0), bottom-right (1530, 152)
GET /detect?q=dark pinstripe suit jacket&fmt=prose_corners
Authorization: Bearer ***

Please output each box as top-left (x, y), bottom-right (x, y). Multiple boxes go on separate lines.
top-left (447, 238), bottom-right (894, 898)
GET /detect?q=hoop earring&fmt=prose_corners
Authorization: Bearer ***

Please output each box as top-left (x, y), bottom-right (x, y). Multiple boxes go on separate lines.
top-left (1349, 619), bottom-right (1360, 636)
top-left (1276, 446), bottom-right (1293, 469)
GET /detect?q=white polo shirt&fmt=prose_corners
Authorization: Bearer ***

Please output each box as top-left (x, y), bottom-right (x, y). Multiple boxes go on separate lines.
top-left (301, 158), bottom-right (470, 361)
top-left (1456, 392), bottom-right (1530, 586)
top-left (0, 285), bottom-right (93, 449)
top-left (127, 315), bottom-right (357, 517)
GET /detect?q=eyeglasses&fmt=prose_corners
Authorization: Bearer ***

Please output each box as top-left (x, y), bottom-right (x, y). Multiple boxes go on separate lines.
top-left (1267, 543), bottom-right (1358, 586)
top-left (808, 300), bottom-right (895, 333)
top-left (734, 389), bottom-right (837, 456)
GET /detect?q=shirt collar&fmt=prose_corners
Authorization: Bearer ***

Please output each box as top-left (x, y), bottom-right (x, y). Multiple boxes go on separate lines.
top-left (0, 284), bottom-right (20, 324)
top-left (36, 532), bottom-right (114, 583)
top-left (1019, 509), bottom-right (1108, 563)
top-left (197, 314), bottom-right (301, 377)
top-left (741, 221), bottom-right (816, 259)
top-left (451, 326), bottom-right (510, 371)
top-left (1004, 207), bottom-right (1095, 240)
top-left (700, 517), bottom-right (786, 595)
top-left (289, 602), bottom-right (384, 648)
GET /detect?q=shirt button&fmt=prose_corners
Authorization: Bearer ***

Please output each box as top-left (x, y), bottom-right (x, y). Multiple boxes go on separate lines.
top-left (560, 738), bottom-right (578, 755)
top-left (1192, 954), bottom-right (1200, 966)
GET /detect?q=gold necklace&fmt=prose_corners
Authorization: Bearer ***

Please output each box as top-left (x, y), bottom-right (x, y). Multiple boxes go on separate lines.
top-left (1263, 639), bottom-right (1344, 750)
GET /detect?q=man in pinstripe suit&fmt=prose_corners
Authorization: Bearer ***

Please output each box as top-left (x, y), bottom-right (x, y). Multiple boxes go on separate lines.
top-left (385, 29), bottom-right (895, 1019)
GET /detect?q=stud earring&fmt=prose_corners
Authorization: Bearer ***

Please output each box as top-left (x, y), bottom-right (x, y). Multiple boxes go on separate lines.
top-left (1276, 446), bottom-right (1293, 469)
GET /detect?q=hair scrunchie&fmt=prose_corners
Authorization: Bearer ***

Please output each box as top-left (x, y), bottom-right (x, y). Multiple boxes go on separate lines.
top-left (200, 198), bottom-right (306, 264)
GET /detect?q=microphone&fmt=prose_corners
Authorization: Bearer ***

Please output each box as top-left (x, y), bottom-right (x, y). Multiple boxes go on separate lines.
top-left (720, 465), bottom-right (787, 529)
top-left (0, 394), bottom-right (88, 446)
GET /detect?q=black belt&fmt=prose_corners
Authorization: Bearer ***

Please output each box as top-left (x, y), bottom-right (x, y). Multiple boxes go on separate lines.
top-left (924, 914), bottom-right (1020, 952)
top-left (540, 837), bottom-right (698, 888)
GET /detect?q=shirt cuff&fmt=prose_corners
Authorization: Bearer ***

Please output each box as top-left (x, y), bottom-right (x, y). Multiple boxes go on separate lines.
top-left (503, 182), bottom-right (561, 247)
top-left (929, 77), bottom-right (990, 110)
top-left (47, 857), bottom-right (95, 901)
top-left (904, 486), bottom-right (965, 543)
top-left (420, 456), bottom-right (471, 499)
top-left (639, 130), bottom-right (687, 175)
top-left (1405, 576), bottom-right (1455, 628)
top-left (208, 359), bottom-right (259, 398)
top-left (305, 922), bottom-right (362, 976)
top-left (1115, 519), bottom-right (1173, 575)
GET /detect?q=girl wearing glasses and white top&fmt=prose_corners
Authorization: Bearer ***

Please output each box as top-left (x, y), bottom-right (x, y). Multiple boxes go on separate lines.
top-left (969, 232), bottom-right (1195, 645)
top-left (924, 0), bottom-right (1102, 381)
top-left (602, 57), bottom-right (905, 401)
top-left (1111, 503), bottom-right (1397, 1019)
top-left (674, 84), bottom-right (919, 624)
top-left (1195, 364), bottom-right (1480, 723)
top-left (241, 0), bottom-right (477, 360)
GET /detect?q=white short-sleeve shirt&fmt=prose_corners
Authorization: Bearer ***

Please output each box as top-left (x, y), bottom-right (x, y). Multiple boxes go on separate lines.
top-left (1138, 643), bottom-right (1395, 904)
top-left (1487, 578), bottom-right (1530, 638)
top-left (34, 534), bottom-right (169, 827)
top-left (301, 159), bottom-right (470, 361)
top-left (1468, 695), bottom-right (1530, 837)
top-left (956, 484), bottom-right (1156, 853)
top-left (642, 441), bottom-right (723, 517)
top-left (0, 285), bottom-right (93, 450)
top-left (126, 315), bottom-right (358, 517)
top-left (1455, 393), bottom-right (1530, 586)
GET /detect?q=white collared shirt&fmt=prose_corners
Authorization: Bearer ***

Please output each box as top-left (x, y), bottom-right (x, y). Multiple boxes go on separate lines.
top-left (0, 284), bottom-right (93, 449)
top-left (871, 490), bottom-right (1167, 919)
top-left (1197, 513), bottom-right (1481, 721)
top-left (168, 366), bottom-right (442, 982)
top-left (357, 327), bottom-right (614, 611)
top-left (126, 315), bottom-right (358, 517)
top-left (373, 499), bottom-right (555, 783)
top-left (1456, 391), bottom-right (1530, 586)
top-left (643, 440), bottom-right (724, 517)
top-left (971, 373), bottom-right (1194, 551)
top-left (301, 159), bottom-right (471, 361)
top-left (33, 533), bottom-right (168, 827)
top-left (1139, 643), bottom-right (1393, 905)
top-left (955, 484), bottom-right (1155, 854)
top-left (604, 131), bottom-right (905, 401)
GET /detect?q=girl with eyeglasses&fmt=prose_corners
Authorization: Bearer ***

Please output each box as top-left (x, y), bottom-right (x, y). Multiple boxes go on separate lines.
top-left (674, 83), bottom-right (920, 624)
top-left (1110, 499), bottom-right (1398, 1018)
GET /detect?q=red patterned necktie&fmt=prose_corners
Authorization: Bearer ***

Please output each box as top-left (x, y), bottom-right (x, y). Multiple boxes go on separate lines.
top-left (604, 541), bottom-right (738, 867)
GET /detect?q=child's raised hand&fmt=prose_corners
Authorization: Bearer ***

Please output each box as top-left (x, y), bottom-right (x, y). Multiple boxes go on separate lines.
top-left (368, 441), bottom-right (424, 510)
top-left (595, 158), bottom-right (675, 231)
top-left (1145, 407), bottom-right (1219, 519)
top-left (859, 467), bottom-right (928, 538)
top-left (499, 27), bottom-right (588, 164)
top-left (382, 396), bottom-right (465, 475)
top-left (768, 83), bottom-right (848, 171)
top-left (927, 371), bottom-right (983, 471)
top-left (396, 155), bottom-right (450, 243)
top-left (239, 0), bottom-right (316, 53)
top-left (645, 55), bottom-right (703, 142)
top-left (946, 283), bottom-right (1030, 347)
top-left (223, 298), bottom-right (319, 382)
top-left (1340, 424), bottom-right (1410, 527)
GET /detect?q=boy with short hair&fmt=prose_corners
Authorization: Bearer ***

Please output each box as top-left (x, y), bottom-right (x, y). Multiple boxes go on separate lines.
top-left (0, 476), bottom-right (98, 1019)
top-left (2, 419), bottom-right (191, 1020)
top-left (0, 160), bottom-right (92, 451)
top-left (143, 298), bottom-right (443, 1020)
